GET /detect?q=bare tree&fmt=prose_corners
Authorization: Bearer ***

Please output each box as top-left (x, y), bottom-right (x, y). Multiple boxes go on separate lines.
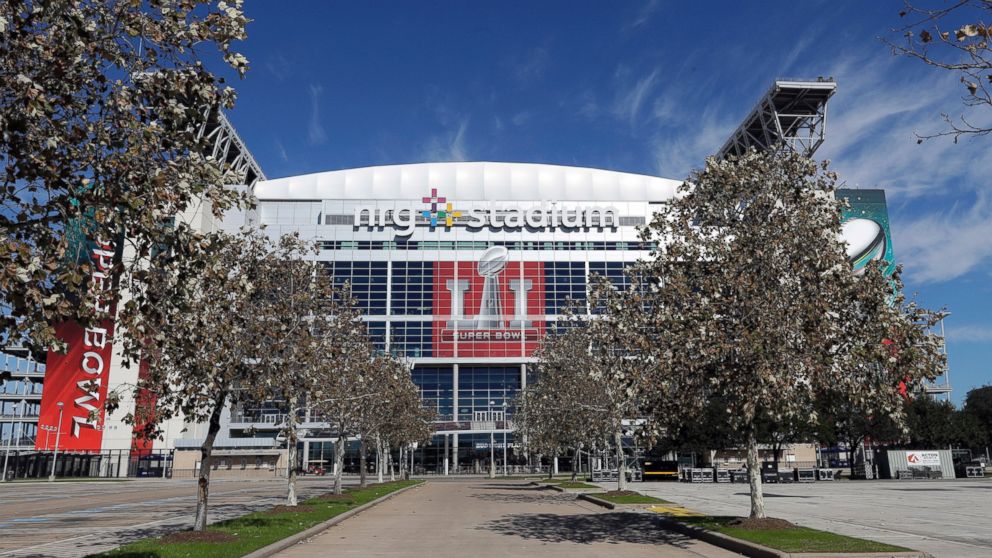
top-left (887, 1), bottom-right (992, 142)
top-left (516, 326), bottom-right (615, 483)
top-left (612, 150), bottom-right (945, 519)
top-left (0, 0), bottom-right (251, 353)
top-left (308, 293), bottom-right (374, 495)
top-left (116, 229), bottom-right (275, 532)
top-left (249, 234), bottom-right (339, 507)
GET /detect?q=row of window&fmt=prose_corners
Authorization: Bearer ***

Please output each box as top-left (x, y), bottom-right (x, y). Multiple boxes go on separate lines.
top-left (318, 261), bottom-right (634, 317)
top-left (411, 366), bottom-right (520, 422)
top-left (319, 240), bottom-right (656, 252)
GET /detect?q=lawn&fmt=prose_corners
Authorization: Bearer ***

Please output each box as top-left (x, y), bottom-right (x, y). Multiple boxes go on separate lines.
top-left (592, 492), bottom-right (670, 504)
top-left (94, 480), bottom-right (420, 558)
top-left (679, 516), bottom-right (911, 554)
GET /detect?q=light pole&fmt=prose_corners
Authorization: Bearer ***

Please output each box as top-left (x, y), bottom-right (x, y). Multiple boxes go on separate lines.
top-left (502, 401), bottom-right (508, 477)
top-left (49, 402), bottom-right (64, 482)
top-left (488, 400), bottom-right (496, 479)
top-left (2, 375), bottom-right (31, 482)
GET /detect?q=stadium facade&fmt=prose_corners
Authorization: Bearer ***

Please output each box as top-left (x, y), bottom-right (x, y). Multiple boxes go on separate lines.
top-left (241, 162), bottom-right (681, 473)
top-left (1, 79), bottom-right (950, 478)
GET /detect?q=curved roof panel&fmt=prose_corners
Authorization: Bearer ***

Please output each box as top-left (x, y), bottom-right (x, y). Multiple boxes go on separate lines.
top-left (254, 162), bottom-right (681, 202)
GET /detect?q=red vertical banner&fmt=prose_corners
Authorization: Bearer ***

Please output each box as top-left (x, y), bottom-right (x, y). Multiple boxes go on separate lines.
top-left (36, 238), bottom-right (116, 452)
top-left (433, 252), bottom-right (545, 358)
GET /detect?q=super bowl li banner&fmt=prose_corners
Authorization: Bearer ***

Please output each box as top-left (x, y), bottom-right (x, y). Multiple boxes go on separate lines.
top-left (35, 221), bottom-right (118, 452)
top-left (432, 246), bottom-right (546, 357)
top-left (838, 188), bottom-right (896, 276)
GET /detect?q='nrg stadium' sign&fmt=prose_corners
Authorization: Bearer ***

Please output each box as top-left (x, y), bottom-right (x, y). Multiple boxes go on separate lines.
top-left (354, 188), bottom-right (619, 236)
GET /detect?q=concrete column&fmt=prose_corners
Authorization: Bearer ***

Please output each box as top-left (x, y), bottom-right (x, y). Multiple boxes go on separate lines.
top-left (553, 456), bottom-right (559, 476)
top-left (452, 433), bottom-right (459, 475)
top-left (452, 363), bottom-right (459, 474)
top-left (443, 434), bottom-right (449, 476)
top-left (303, 441), bottom-right (310, 471)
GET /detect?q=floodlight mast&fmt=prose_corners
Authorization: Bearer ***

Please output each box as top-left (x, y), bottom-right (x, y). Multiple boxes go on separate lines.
top-left (717, 78), bottom-right (837, 159)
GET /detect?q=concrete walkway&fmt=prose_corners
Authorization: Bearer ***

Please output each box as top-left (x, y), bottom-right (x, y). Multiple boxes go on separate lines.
top-left (275, 481), bottom-right (740, 558)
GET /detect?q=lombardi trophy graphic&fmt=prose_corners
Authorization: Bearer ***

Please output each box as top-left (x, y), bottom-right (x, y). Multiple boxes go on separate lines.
top-left (444, 245), bottom-right (533, 330)
top-left (474, 246), bottom-right (507, 328)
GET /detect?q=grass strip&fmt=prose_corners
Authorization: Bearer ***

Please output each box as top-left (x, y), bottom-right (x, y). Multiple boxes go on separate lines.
top-left (554, 481), bottom-right (599, 489)
top-left (592, 492), bottom-right (670, 504)
top-left (677, 516), bottom-right (911, 554)
top-left (94, 480), bottom-right (420, 558)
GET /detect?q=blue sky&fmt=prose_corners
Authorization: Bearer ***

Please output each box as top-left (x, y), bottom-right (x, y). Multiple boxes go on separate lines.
top-left (223, 1), bottom-right (990, 405)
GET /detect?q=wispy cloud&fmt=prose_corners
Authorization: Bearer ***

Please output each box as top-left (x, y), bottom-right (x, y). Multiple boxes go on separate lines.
top-left (418, 119), bottom-right (470, 162)
top-left (515, 47), bottom-right (551, 84)
top-left (274, 140), bottom-right (289, 163)
top-left (892, 190), bottom-right (992, 283)
top-left (651, 107), bottom-right (735, 180)
top-left (810, 50), bottom-right (992, 283)
top-left (624, 0), bottom-right (662, 31)
top-left (307, 84), bottom-right (327, 145)
top-left (612, 67), bottom-right (659, 128)
top-left (946, 323), bottom-right (992, 343)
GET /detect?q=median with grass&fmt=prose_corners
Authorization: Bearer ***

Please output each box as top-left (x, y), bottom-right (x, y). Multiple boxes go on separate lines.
top-left (668, 515), bottom-right (915, 555)
top-left (94, 480), bottom-right (420, 558)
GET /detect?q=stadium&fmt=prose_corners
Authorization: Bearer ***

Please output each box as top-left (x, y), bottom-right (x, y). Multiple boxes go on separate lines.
top-left (0, 78), bottom-right (950, 479)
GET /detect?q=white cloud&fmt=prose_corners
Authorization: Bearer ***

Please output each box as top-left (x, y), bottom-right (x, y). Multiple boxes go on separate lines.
top-left (946, 323), bottom-right (992, 343)
top-left (515, 47), bottom-right (550, 84)
top-left (810, 51), bottom-right (992, 283)
top-left (612, 68), bottom-right (659, 127)
top-left (624, 0), bottom-right (661, 31)
top-left (274, 140), bottom-right (289, 163)
top-left (307, 84), bottom-right (327, 146)
top-left (892, 190), bottom-right (992, 283)
top-left (418, 119), bottom-right (470, 162)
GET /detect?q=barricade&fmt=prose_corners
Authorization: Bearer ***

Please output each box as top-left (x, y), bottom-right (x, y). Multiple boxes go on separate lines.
top-left (816, 468), bottom-right (835, 481)
top-left (714, 469), bottom-right (731, 483)
top-left (794, 467), bottom-right (816, 482)
top-left (681, 467), bottom-right (713, 483)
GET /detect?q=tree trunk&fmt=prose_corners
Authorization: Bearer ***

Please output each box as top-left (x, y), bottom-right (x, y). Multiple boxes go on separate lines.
top-left (285, 394), bottom-right (299, 506)
top-left (399, 444), bottom-right (407, 480)
top-left (571, 446), bottom-right (580, 481)
top-left (388, 441), bottom-right (396, 481)
top-left (376, 435), bottom-right (384, 484)
top-left (359, 436), bottom-right (368, 488)
top-left (746, 428), bottom-right (766, 519)
top-left (333, 429), bottom-right (345, 495)
top-left (615, 430), bottom-right (628, 492)
top-left (193, 391), bottom-right (227, 531)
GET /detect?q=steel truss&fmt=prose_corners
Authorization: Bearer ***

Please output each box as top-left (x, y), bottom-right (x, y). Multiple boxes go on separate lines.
top-left (718, 78), bottom-right (837, 159)
top-left (196, 108), bottom-right (266, 188)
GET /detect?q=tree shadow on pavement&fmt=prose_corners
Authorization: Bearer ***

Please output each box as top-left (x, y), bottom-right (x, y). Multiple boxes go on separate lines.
top-left (479, 512), bottom-right (695, 547)
top-left (471, 491), bottom-right (575, 505)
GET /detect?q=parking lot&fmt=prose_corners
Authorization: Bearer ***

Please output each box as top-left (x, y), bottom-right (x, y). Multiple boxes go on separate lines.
top-left (0, 476), bottom-right (351, 557)
top-left (628, 478), bottom-right (992, 558)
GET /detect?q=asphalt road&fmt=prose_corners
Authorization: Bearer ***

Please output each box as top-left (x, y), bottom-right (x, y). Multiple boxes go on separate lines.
top-left (628, 477), bottom-right (992, 558)
top-left (0, 476), bottom-right (352, 558)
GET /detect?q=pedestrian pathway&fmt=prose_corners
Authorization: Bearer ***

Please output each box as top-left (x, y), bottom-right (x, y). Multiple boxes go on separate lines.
top-left (274, 480), bottom-right (739, 558)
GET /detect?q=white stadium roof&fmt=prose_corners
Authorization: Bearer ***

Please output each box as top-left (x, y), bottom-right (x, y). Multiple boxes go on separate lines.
top-left (254, 162), bottom-right (681, 202)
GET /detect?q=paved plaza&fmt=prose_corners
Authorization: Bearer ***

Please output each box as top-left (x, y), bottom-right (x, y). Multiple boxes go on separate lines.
top-left (0, 477), bottom-right (349, 557)
top-left (630, 478), bottom-right (992, 558)
top-left (274, 480), bottom-right (737, 558)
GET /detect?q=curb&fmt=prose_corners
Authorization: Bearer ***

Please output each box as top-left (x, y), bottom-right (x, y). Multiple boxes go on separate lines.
top-left (241, 482), bottom-right (422, 558)
top-left (547, 484), bottom-right (602, 494)
top-left (651, 514), bottom-right (930, 558)
top-left (577, 493), bottom-right (615, 509)
top-left (575, 492), bottom-right (929, 558)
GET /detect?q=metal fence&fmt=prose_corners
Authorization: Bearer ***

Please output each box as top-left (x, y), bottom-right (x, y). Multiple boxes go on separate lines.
top-left (1, 449), bottom-right (173, 480)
